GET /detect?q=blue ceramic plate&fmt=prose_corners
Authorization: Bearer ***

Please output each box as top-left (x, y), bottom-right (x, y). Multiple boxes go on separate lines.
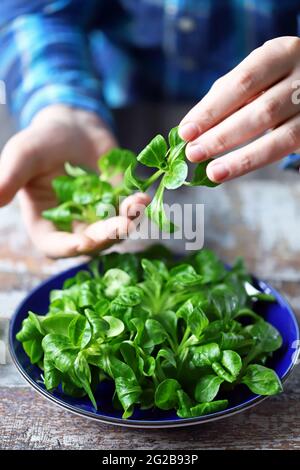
top-left (9, 262), bottom-right (300, 428)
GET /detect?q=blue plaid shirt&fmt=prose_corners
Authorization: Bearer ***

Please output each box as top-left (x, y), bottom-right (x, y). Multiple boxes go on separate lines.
top-left (1, 0), bottom-right (300, 168)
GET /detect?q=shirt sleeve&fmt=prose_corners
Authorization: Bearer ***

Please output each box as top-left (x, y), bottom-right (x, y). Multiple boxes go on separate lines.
top-left (0, 0), bottom-right (113, 129)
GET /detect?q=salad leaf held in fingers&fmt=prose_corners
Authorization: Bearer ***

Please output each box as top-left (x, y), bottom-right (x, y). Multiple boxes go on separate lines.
top-left (43, 127), bottom-right (218, 232)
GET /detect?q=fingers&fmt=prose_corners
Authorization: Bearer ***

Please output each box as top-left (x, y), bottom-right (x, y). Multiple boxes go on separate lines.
top-left (84, 216), bottom-right (131, 246)
top-left (206, 113), bottom-right (300, 182)
top-left (185, 75), bottom-right (300, 162)
top-left (33, 229), bottom-right (98, 259)
top-left (20, 212), bottom-right (132, 259)
top-left (19, 189), bottom-right (151, 258)
top-left (119, 192), bottom-right (151, 219)
top-left (179, 38), bottom-right (295, 141)
top-left (0, 129), bottom-right (39, 206)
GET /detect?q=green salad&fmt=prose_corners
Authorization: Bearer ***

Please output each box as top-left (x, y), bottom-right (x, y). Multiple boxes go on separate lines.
top-left (42, 127), bottom-right (217, 232)
top-left (16, 247), bottom-right (283, 419)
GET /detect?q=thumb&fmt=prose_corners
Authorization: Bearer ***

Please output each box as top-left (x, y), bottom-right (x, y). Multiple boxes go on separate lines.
top-left (0, 128), bottom-right (38, 206)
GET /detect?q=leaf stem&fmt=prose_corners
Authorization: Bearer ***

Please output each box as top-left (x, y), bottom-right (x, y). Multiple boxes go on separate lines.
top-left (143, 169), bottom-right (164, 190)
top-left (177, 327), bottom-right (191, 354)
top-left (166, 334), bottom-right (177, 353)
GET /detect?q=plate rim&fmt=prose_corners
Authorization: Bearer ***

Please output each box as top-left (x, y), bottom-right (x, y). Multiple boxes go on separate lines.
top-left (9, 261), bottom-right (300, 429)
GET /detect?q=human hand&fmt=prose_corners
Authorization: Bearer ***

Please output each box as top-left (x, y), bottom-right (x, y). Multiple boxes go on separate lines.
top-left (179, 36), bottom-right (300, 182)
top-left (0, 105), bottom-right (150, 257)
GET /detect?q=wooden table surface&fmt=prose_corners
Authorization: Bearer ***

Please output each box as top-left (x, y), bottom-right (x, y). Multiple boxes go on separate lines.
top-left (0, 161), bottom-right (299, 450)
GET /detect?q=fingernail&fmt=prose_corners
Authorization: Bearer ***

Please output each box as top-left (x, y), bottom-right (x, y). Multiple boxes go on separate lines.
top-left (179, 122), bottom-right (199, 141)
top-left (186, 144), bottom-right (206, 162)
top-left (207, 162), bottom-right (230, 182)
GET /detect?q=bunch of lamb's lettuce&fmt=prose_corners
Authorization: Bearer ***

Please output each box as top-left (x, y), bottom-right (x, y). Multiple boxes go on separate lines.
top-left (16, 247), bottom-right (283, 419)
top-left (43, 127), bottom-right (217, 232)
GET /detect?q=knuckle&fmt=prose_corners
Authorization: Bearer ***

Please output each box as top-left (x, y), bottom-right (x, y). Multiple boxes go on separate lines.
top-left (286, 125), bottom-right (300, 147)
top-left (262, 38), bottom-right (275, 49)
top-left (249, 44), bottom-right (265, 59)
top-left (239, 153), bottom-right (253, 174)
top-left (282, 36), bottom-right (300, 56)
top-left (261, 97), bottom-right (280, 124)
top-left (213, 132), bottom-right (228, 153)
top-left (261, 36), bottom-right (300, 61)
top-left (236, 69), bottom-right (256, 95)
top-left (4, 130), bottom-right (37, 160)
top-left (200, 107), bottom-right (216, 128)
top-left (211, 76), bottom-right (223, 90)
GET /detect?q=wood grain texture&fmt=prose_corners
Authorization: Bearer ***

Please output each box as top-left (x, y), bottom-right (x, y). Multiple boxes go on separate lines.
top-left (1, 168), bottom-right (300, 449)
top-left (0, 368), bottom-right (299, 450)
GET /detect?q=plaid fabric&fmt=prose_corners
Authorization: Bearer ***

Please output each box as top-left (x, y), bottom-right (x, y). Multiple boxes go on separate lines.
top-left (0, 1), bottom-right (300, 169)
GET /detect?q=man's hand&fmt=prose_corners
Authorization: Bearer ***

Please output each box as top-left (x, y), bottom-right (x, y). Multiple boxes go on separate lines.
top-left (0, 105), bottom-right (150, 257)
top-left (179, 36), bottom-right (300, 182)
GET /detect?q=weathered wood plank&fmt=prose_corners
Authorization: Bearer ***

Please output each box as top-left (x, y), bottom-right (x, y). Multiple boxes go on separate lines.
top-left (0, 370), bottom-right (299, 451)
